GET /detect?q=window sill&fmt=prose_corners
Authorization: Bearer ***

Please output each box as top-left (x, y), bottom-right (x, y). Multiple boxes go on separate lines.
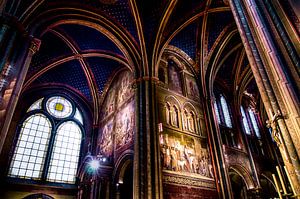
top-left (5, 177), bottom-right (78, 190)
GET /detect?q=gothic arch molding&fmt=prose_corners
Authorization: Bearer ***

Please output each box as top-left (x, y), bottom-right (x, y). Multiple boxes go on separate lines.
top-left (22, 7), bottom-right (141, 77)
top-left (229, 165), bottom-right (255, 190)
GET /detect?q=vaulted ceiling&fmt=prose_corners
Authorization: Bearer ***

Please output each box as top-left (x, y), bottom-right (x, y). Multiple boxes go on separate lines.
top-left (5, 0), bottom-right (258, 122)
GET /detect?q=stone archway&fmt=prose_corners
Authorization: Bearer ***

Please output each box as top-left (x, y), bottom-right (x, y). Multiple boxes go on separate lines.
top-left (115, 158), bottom-right (133, 199)
top-left (228, 165), bottom-right (256, 199)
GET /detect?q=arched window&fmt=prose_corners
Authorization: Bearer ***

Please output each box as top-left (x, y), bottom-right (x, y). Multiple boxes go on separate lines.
top-left (220, 95), bottom-right (232, 128)
top-left (248, 109), bottom-right (261, 138)
top-left (8, 96), bottom-right (84, 184)
top-left (240, 106), bottom-right (251, 135)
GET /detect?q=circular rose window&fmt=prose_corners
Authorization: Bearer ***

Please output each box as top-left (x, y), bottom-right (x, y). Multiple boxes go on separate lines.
top-left (46, 96), bottom-right (73, 118)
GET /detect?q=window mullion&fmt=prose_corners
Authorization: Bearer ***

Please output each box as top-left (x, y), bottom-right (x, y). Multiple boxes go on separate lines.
top-left (41, 124), bottom-right (56, 181)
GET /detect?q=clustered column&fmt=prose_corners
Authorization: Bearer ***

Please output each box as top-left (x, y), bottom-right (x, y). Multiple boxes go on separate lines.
top-left (0, 15), bottom-right (41, 154)
top-left (229, 0), bottom-right (300, 197)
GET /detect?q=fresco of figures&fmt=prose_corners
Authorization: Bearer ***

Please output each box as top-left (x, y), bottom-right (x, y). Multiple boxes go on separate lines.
top-left (168, 63), bottom-right (183, 94)
top-left (185, 74), bottom-right (200, 100)
top-left (98, 69), bottom-right (135, 157)
top-left (160, 133), bottom-right (213, 178)
top-left (98, 119), bottom-right (114, 156)
top-left (101, 86), bottom-right (116, 118)
top-left (117, 70), bottom-right (134, 106)
top-left (115, 100), bottom-right (135, 150)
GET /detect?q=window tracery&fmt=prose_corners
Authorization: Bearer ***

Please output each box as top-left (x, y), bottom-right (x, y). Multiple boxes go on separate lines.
top-left (8, 95), bottom-right (84, 184)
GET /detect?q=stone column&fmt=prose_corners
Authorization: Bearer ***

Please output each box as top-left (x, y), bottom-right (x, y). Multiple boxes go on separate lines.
top-left (229, 0), bottom-right (300, 196)
top-left (205, 97), bottom-right (232, 198)
top-left (0, 15), bottom-right (41, 154)
top-left (133, 77), bottom-right (163, 199)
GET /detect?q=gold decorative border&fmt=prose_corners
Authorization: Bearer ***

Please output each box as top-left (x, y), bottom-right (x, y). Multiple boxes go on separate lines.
top-left (163, 171), bottom-right (216, 189)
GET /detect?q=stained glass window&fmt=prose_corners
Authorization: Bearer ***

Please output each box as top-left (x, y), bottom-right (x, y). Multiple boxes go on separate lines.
top-left (240, 106), bottom-right (251, 135)
top-left (47, 121), bottom-right (81, 183)
top-left (46, 96), bottom-right (73, 118)
top-left (27, 98), bottom-right (43, 112)
top-left (220, 95), bottom-right (232, 128)
top-left (214, 101), bottom-right (221, 124)
top-left (249, 109), bottom-right (260, 138)
top-left (8, 114), bottom-right (51, 179)
top-left (9, 95), bottom-right (84, 185)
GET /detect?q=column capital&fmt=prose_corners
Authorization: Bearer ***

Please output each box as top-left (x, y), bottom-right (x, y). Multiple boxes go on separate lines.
top-left (132, 76), bottom-right (159, 89)
top-left (29, 38), bottom-right (41, 54)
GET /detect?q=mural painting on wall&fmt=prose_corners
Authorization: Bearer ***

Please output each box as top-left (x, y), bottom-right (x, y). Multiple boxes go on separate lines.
top-left (185, 74), bottom-right (200, 100)
top-left (99, 119), bottom-right (114, 156)
top-left (160, 132), bottom-right (213, 178)
top-left (168, 63), bottom-right (182, 94)
top-left (117, 71), bottom-right (134, 106)
top-left (115, 100), bottom-right (135, 150)
top-left (102, 86), bottom-right (116, 118)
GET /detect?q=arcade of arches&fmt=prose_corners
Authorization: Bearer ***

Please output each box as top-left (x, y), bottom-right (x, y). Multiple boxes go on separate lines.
top-left (0, 0), bottom-right (299, 199)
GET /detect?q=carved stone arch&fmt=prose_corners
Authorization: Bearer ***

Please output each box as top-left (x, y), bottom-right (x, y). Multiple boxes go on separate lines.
top-left (167, 55), bottom-right (184, 70)
top-left (156, 46), bottom-right (198, 87)
top-left (165, 95), bottom-right (181, 111)
top-left (113, 150), bottom-right (134, 199)
top-left (165, 96), bottom-right (181, 128)
top-left (229, 164), bottom-right (255, 189)
top-left (163, 46), bottom-right (196, 74)
top-left (182, 102), bottom-right (199, 133)
top-left (259, 172), bottom-right (279, 198)
top-left (23, 7), bottom-right (141, 78)
top-left (113, 150), bottom-right (134, 182)
top-left (260, 173), bottom-right (277, 191)
top-left (182, 101), bottom-right (199, 115)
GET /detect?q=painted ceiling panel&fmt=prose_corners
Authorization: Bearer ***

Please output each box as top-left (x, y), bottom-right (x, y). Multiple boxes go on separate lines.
top-left (85, 57), bottom-right (123, 93)
top-left (167, 0), bottom-right (205, 32)
top-left (28, 32), bottom-right (73, 77)
top-left (207, 11), bottom-right (233, 52)
top-left (137, 0), bottom-right (168, 46)
top-left (33, 59), bottom-right (92, 101)
top-left (209, 0), bottom-right (226, 8)
top-left (57, 24), bottom-right (123, 55)
top-left (100, 0), bottom-right (139, 42)
top-left (51, 0), bottom-right (139, 42)
top-left (169, 21), bottom-right (198, 60)
top-left (217, 50), bottom-right (237, 88)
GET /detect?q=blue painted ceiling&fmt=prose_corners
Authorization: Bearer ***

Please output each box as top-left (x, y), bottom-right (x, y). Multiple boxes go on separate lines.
top-left (56, 24), bottom-right (123, 55)
top-left (33, 60), bottom-right (92, 101)
top-left (19, 0), bottom-right (249, 104)
top-left (169, 21), bottom-right (199, 60)
top-left (85, 57), bottom-right (123, 93)
top-left (207, 11), bottom-right (234, 52)
top-left (29, 32), bottom-right (72, 76)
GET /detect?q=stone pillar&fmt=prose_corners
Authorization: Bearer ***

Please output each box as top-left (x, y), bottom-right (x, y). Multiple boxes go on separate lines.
top-left (0, 15), bottom-right (41, 154)
top-left (205, 97), bottom-right (232, 198)
top-left (133, 77), bottom-right (163, 199)
top-left (229, 0), bottom-right (300, 196)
